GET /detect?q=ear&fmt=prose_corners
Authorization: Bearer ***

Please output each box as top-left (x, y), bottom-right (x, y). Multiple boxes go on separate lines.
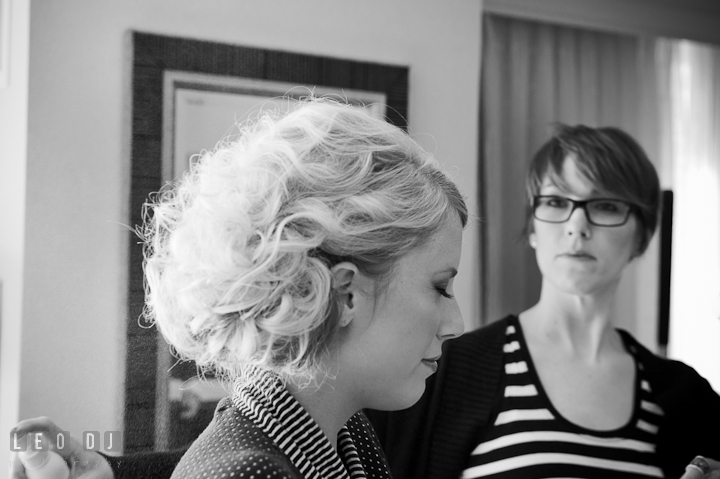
top-left (632, 230), bottom-right (645, 261)
top-left (529, 233), bottom-right (537, 249)
top-left (629, 245), bottom-right (643, 262)
top-left (330, 262), bottom-right (362, 328)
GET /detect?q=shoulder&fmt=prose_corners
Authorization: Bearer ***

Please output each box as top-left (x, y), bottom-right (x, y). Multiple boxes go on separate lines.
top-left (451, 314), bottom-right (513, 345)
top-left (348, 410), bottom-right (383, 439)
top-left (171, 399), bottom-right (301, 479)
top-left (444, 315), bottom-right (513, 356)
top-left (618, 331), bottom-right (720, 477)
top-left (347, 411), bottom-right (386, 452)
top-left (173, 448), bottom-right (299, 479)
top-left (347, 412), bottom-right (393, 475)
top-left (433, 315), bottom-right (513, 397)
top-left (617, 329), bottom-right (712, 393)
top-left (618, 329), bottom-right (720, 420)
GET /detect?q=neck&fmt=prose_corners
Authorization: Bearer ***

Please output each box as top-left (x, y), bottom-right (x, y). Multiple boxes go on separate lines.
top-left (520, 279), bottom-right (623, 361)
top-left (285, 375), bottom-right (357, 449)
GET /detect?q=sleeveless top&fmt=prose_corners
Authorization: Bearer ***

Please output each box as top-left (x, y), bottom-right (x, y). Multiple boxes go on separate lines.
top-left (461, 316), bottom-right (665, 479)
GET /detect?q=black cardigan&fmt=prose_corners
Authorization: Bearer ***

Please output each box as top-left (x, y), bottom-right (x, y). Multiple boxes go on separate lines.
top-left (366, 315), bottom-right (720, 479)
top-left (364, 316), bottom-right (507, 479)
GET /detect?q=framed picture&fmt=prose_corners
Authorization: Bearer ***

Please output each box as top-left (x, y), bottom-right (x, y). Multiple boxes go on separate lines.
top-left (162, 72), bottom-right (387, 184)
top-left (127, 31), bottom-right (409, 452)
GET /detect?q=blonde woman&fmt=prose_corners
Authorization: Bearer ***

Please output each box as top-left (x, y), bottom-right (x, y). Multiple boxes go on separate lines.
top-left (12, 99), bottom-right (467, 479)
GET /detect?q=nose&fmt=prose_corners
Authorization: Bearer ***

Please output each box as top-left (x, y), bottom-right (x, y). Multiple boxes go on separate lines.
top-left (565, 204), bottom-right (592, 239)
top-left (439, 302), bottom-right (465, 340)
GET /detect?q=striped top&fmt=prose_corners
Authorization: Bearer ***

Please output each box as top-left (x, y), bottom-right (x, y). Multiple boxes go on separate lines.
top-left (461, 317), bottom-right (665, 479)
top-left (232, 370), bottom-right (375, 479)
top-left (171, 367), bottom-right (391, 479)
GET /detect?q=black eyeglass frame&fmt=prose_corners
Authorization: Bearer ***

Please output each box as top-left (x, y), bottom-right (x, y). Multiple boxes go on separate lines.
top-left (532, 195), bottom-right (637, 227)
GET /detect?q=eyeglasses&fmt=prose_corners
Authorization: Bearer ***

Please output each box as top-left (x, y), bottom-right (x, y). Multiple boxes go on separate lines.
top-left (533, 195), bottom-right (635, 227)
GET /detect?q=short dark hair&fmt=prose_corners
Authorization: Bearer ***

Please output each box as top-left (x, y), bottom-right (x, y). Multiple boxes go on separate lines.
top-left (526, 124), bottom-right (661, 255)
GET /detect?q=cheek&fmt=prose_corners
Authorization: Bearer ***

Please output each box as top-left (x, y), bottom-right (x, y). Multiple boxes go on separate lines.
top-left (533, 231), bottom-right (557, 270)
top-left (397, 303), bottom-right (435, 341)
top-left (392, 299), bottom-right (441, 352)
top-left (604, 228), bottom-right (639, 261)
top-left (533, 223), bottom-right (558, 248)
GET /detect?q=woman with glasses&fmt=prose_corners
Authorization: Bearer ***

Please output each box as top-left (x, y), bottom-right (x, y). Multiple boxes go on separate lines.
top-left (370, 124), bottom-right (720, 479)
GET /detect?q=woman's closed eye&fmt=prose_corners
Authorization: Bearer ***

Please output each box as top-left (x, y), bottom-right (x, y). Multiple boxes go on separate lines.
top-left (436, 286), bottom-right (454, 299)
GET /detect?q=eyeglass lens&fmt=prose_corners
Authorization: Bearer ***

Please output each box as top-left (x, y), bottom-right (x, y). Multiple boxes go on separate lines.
top-left (534, 196), bottom-right (631, 226)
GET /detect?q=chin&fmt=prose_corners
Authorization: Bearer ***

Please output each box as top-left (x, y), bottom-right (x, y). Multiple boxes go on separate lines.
top-left (375, 382), bottom-right (426, 411)
top-left (555, 277), bottom-right (601, 295)
top-left (562, 277), bottom-right (618, 296)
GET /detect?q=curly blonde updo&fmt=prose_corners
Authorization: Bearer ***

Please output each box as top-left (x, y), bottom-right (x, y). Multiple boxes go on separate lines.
top-left (141, 98), bottom-right (467, 383)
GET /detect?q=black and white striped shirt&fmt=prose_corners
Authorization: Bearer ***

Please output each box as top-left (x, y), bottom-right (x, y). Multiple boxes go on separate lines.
top-left (461, 317), bottom-right (665, 479)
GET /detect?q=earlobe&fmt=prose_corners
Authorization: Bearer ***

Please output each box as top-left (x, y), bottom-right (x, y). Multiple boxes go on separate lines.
top-left (529, 233), bottom-right (537, 249)
top-left (338, 308), bottom-right (352, 328)
top-left (629, 234), bottom-right (643, 261)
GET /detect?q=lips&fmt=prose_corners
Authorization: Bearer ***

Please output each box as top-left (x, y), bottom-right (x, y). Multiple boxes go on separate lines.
top-left (421, 355), bottom-right (441, 373)
top-left (562, 251), bottom-right (596, 260)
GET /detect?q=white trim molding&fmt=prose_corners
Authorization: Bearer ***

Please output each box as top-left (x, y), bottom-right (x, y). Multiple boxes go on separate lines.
top-left (484, 0), bottom-right (720, 45)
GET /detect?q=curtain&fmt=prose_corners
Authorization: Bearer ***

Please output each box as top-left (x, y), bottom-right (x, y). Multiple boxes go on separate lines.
top-left (480, 14), bottom-right (660, 344)
top-left (660, 39), bottom-right (720, 391)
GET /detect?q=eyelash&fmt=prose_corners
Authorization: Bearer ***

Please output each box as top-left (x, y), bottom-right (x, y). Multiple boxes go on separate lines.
top-left (436, 287), bottom-right (454, 299)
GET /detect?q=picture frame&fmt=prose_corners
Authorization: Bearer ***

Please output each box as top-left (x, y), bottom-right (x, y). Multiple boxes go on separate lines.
top-left (155, 71), bottom-right (388, 450)
top-left (162, 71), bottom-right (387, 185)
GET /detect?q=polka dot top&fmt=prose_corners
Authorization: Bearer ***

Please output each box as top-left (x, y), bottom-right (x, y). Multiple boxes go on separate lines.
top-left (170, 369), bottom-right (392, 479)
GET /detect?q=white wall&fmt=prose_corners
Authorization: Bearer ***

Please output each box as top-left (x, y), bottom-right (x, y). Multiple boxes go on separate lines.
top-left (6, 0), bottom-right (483, 459)
top-left (0, 0), bottom-right (30, 471)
